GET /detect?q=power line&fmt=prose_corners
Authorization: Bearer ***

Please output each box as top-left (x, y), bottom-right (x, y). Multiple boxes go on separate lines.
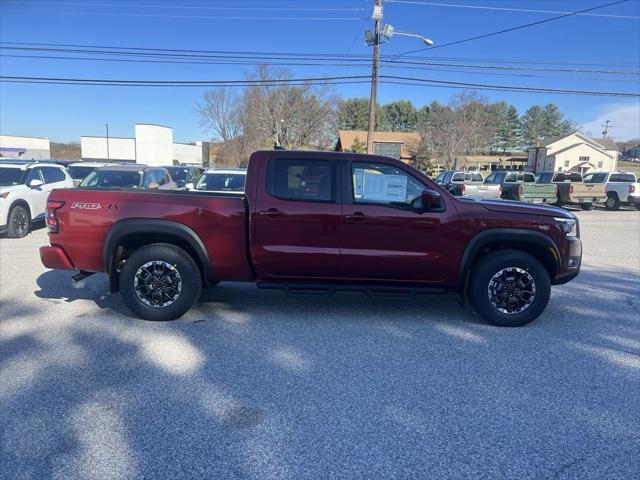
top-left (3, 1), bottom-right (367, 11)
top-left (385, 0), bottom-right (640, 19)
top-left (392, 0), bottom-right (630, 57)
top-left (3, 41), bottom-right (638, 67)
top-left (1, 74), bottom-right (638, 97)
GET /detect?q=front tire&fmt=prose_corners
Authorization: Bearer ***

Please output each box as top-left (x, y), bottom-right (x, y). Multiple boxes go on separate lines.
top-left (7, 205), bottom-right (30, 238)
top-left (119, 243), bottom-right (202, 321)
top-left (469, 250), bottom-right (551, 327)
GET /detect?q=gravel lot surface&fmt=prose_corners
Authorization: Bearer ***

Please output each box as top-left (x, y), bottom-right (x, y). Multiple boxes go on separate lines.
top-left (1, 208), bottom-right (639, 479)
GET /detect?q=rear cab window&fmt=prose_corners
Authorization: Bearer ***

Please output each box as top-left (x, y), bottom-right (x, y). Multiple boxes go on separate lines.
top-left (268, 158), bottom-right (333, 202)
top-left (609, 173), bottom-right (636, 183)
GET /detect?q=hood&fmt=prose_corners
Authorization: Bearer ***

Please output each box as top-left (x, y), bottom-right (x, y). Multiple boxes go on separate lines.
top-left (458, 197), bottom-right (574, 218)
top-left (0, 184), bottom-right (21, 197)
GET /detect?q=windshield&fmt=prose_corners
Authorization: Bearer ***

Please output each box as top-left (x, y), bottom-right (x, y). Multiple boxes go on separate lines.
top-left (67, 166), bottom-right (97, 181)
top-left (80, 170), bottom-right (142, 188)
top-left (0, 168), bottom-right (25, 186)
top-left (582, 172), bottom-right (607, 183)
top-left (195, 172), bottom-right (246, 192)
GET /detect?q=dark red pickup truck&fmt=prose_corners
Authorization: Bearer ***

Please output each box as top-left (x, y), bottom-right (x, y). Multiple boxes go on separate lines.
top-left (40, 150), bottom-right (582, 327)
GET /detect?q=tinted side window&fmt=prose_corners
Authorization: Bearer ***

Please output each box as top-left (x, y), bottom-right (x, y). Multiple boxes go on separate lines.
top-left (273, 159), bottom-right (332, 201)
top-left (609, 173), bottom-right (635, 182)
top-left (42, 167), bottom-right (66, 184)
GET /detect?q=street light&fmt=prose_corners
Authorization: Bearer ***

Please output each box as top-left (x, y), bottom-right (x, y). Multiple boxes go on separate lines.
top-left (364, 1), bottom-right (434, 155)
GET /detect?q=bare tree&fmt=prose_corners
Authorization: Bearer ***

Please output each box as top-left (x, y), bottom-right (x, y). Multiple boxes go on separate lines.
top-left (243, 65), bottom-right (337, 150)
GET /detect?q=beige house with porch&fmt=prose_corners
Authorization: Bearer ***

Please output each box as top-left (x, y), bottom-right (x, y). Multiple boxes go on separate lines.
top-left (527, 132), bottom-right (618, 174)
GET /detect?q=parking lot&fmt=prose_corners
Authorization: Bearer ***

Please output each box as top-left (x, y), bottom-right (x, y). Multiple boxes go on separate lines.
top-left (1, 208), bottom-right (639, 479)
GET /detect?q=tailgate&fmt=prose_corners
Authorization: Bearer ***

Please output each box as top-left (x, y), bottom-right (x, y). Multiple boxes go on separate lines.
top-left (571, 183), bottom-right (606, 200)
top-left (522, 184), bottom-right (557, 202)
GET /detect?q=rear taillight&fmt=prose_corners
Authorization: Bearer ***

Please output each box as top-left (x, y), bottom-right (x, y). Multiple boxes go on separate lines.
top-left (629, 185), bottom-right (636, 194)
top-left (568, 184), bottom-right (574, 194)
top-left (499, 185), bottom-right (503, 196)
top-left (517, 184), bottom-right (523, 196)
top-left (46, 200), bottom-right (65, 233)
top-left (460, 184), bottom-right (466, 195)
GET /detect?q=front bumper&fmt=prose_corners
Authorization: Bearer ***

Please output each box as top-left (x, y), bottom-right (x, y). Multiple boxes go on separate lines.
top-left (553, 236), bottom-right (582, 285)
top-left (40, 245), bottom-right (75, 270)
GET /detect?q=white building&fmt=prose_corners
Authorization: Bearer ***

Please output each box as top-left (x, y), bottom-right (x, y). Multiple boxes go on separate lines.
top-left (527, 132), bottom-right (618, 174)
top-left (81, 123), bottom-right (207, 166)
top-left (0, 134), bottom-right (51, 160)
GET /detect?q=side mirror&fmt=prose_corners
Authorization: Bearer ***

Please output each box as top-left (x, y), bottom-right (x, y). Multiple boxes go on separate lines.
top-left (421, 190), bottom-right (442, 210)
top-left (148, 182), bottom-right (160, 190)
top-left (29, 179), bottom-right (44, 188)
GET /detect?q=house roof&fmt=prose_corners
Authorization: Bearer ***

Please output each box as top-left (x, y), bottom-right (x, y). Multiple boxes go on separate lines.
top-left (592, 137), bottom-right (618, 151)
top-left (336, 130), bottom-right (421, 161)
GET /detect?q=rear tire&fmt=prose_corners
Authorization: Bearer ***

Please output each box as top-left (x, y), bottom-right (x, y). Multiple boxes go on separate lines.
top-left (469, 250), bottom-right (551, 327)
top-left (119, 243), bottom-right (202, 321)
top-left (605, 194), bottom-right (620, 211)
top-left (580, 203), bottom-right (593, 211)
top-left (7, 205), bottom-right (30, 238)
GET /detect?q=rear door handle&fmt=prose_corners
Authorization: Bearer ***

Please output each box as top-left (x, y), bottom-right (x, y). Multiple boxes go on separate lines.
top-left (345, 212), bottom-right (367, 222)
top-left (258, 208), bottom-right (284, 218)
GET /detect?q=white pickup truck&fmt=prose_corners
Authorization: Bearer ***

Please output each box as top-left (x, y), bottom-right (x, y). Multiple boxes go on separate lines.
top-left (582, 171), bottom-right (640, 210)
top-left (0, 161), bottom-right (74, 237)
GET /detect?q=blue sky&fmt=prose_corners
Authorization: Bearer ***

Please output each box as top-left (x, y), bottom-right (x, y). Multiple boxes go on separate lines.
top-left (1, 0), bottom-right (639, 143)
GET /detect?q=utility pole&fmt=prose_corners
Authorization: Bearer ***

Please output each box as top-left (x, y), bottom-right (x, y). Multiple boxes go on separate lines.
top-left (601, 120), bottom-right (612, 138)
top-left (105, 123), bottom-right (110, 161)
top-left (366, 0), bottom-right (382, 155)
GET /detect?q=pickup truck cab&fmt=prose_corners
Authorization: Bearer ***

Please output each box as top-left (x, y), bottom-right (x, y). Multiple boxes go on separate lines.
top-left (1, 161), bottom-right (73, 237)
top-left (40, 150), bottom-right (582, 327)
top-left (537, 171), bottom-right (607, 210)
top-left (435, 170), bottom-right (497, 198)
top-left (581, 171), bottom-right (640, 210)
top-left (487, 171), bottom-right (558, 204)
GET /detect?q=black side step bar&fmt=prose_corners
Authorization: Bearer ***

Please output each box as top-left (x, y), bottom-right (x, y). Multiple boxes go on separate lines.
top-left (72, 271), bottom-right (95, 282)
top-left (257, 282), bottom-right (447, 301)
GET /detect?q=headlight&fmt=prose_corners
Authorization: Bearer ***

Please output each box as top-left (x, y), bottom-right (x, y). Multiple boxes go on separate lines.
top-left (554, 217), bottom-right (577, 237)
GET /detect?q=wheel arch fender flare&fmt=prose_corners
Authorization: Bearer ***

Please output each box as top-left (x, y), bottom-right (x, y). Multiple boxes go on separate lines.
top-left (458, 228), bottom-right (560, 288)
top-left (103, 219), bottom-right (215, 282)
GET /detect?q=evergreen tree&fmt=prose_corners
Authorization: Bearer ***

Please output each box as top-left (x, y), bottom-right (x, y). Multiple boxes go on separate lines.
top-left (380, 100), bottom-right (418, 132)
top-left (541, 103), bottom-right (573, 138)
top-left (521, 105), bottom-right (546, 146)
top-left (336, 98), bottom-right (370, 131)
top-left (492, 101), bottom-right (521, 152)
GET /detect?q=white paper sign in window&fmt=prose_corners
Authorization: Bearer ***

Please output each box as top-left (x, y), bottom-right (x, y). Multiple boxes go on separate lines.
top-left (361, 171), bottom-right (408, 202)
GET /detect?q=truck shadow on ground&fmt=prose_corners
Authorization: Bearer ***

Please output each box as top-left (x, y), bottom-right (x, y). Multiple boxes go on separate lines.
top-left (5, 264), bottom-right (638, 478)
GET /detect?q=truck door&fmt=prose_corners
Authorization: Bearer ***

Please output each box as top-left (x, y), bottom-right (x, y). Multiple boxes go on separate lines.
top-left (339, 161), bottom-right (455, 283)
top-left (251, 157), bottom-right (341, 279)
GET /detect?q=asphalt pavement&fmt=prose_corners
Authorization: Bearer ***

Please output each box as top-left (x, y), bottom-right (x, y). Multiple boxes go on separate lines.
top-left (1, 208), bottom-right (639, 479)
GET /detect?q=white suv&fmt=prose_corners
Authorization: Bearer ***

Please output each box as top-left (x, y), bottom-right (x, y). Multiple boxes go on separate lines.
top-left (0, 161), bottom-right (74, 237)
top-left (582, 171), bottom-right (640, 210)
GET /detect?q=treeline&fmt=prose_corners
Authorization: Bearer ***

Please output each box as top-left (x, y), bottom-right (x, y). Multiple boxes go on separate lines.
top-left (198, 66), bottom-right (574, 166)
top-left (337, 93), bottom-right (574, 158)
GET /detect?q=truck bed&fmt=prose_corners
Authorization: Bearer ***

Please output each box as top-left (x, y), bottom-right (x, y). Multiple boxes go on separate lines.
top-left (48, 188), bottom-right (254, 280)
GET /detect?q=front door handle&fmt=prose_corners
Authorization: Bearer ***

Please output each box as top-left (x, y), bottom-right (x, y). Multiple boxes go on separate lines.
top-left (258, 208), bottom-right (284, 218)
top-left (345, 211), bottom-right (367, 222)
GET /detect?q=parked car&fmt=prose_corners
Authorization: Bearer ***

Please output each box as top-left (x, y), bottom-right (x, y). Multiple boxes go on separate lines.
top-left (79, 165), bottom-right (178, 190)
top-left (40, 150), bottom-right (582, 327)
top-left (491, 171), bottom-right (557, 204)
top-left (67, 162), bottom-right (111, 186)
top-left (536, 171), bottom-right (607, 210)
top-left (434, 171), bottom-right (495, 197)
top-left (163, 165), bottom-right (204, 190)
top-left (0, 161), bottom-right (73, 238)
top-left (194, 168), bottom-right (247, 193)
top-left (581, 171), bottom-right (640, 210)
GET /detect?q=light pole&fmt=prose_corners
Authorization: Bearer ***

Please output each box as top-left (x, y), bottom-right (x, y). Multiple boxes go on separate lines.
top-left (365, 1), bottom-right (433, 154)
top-left (105, 123), bottom-right (110, 161)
